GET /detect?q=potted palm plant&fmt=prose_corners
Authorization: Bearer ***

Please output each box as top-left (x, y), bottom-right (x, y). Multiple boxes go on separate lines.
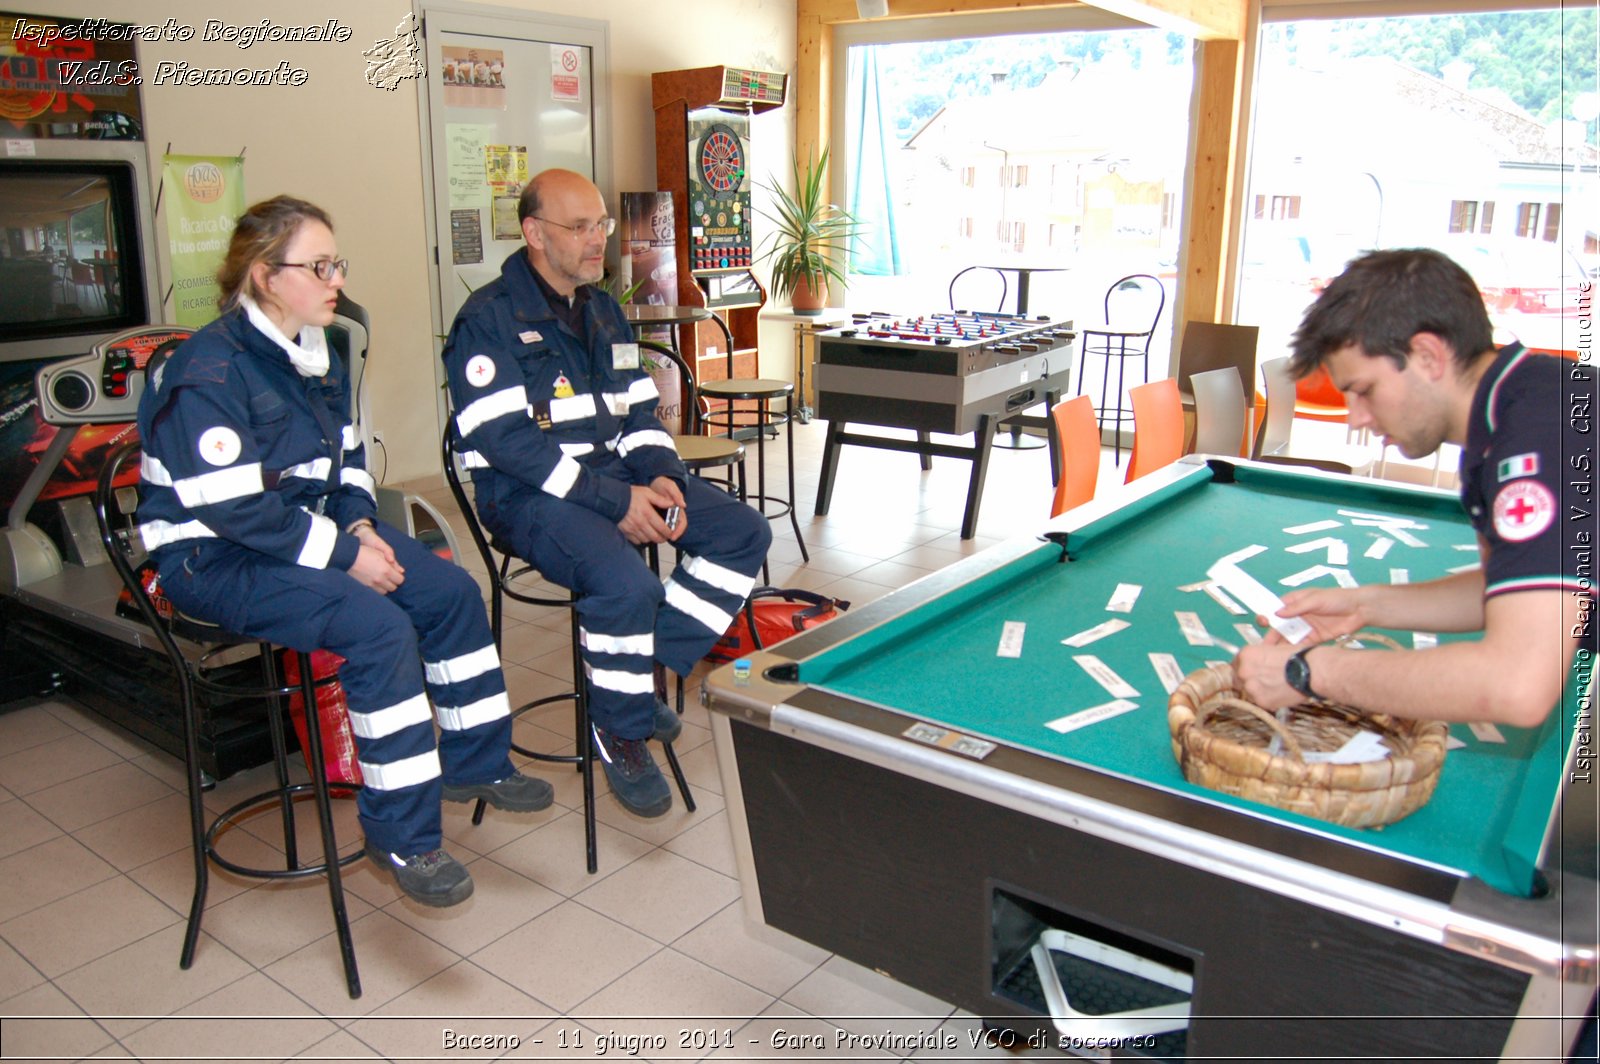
top-left (755, 147), bottom-right (862, 314)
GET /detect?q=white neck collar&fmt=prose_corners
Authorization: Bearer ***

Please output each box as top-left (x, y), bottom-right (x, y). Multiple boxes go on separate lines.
top-left (240, 293), bottom-right (330, 378)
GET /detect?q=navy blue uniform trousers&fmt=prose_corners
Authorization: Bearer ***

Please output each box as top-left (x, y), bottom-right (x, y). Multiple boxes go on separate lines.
top-left (489, 474), bottom-right (771, 740)
top-left (160, 521), bottom-right (514, 856)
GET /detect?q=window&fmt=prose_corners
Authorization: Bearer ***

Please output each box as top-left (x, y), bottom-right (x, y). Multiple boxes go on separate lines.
top-left (1479, 201), bottom-right (1495, 235)
top-left (1449, 200), bottom-right (1478, 233)
top-left (1254, 194), bottom-right (1302, 220)
top-left (1542, 202), bottom-right (1561, 242)
top-left (1517, 202), bottom-right (1542, 238)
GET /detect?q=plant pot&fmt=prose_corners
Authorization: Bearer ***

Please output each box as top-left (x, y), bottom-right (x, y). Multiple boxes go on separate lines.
top-left (790, 275), bottom-right (828, 315)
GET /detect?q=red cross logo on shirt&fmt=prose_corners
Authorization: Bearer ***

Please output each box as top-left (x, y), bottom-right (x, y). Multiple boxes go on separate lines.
top-left (465, 354), bottom-right (496, 387)
top-left (1491, 479), bottom-right (1554, 543)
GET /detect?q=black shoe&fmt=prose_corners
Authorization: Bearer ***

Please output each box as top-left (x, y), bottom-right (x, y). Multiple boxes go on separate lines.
top-left (593, 725), bottom-right (672, 818)
top-left (441, 771), bottom-right (554, 812)
top-left (652, 697), bottom-right (683, 744)
top-left (364, 841), bottom-right (474, 907)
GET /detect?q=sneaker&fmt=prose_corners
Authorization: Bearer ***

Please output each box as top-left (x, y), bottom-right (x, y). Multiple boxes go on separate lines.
top-left (364, 841), bottom-right (474, 907)
top-left (652, 697), bottom-right (683, 744)
top-left (441, 771), bottom-right (554, 812)
top-left (593, 725), bottom-right (672, 818)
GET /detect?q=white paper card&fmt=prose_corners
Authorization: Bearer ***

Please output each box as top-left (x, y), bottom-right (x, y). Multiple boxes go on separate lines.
top-left (997, 621), bottom-right (1026, 658)
top-left (1202, 582), bottom-right (1248, 615)
top-left (1468, 721), bottom-right (1507, 744)
top-left (1413, 632), bottom-right (1438, 649)
top-left (1281, 564), bottom-right (1334, 587)
top-left (1073, 655), bottom-right (1139, 699)
top-left (1329, 567), bottom-right (1359, 589)
top-left (1062, 618), bottom-right (1131, 648)
top-left (1234, 623), bottom-right (1264, 645)
top-left (1106, 583), bottom-right (1143, 613)
top-left (1301, 730), bottom-right (1391, 764)
top-left (1286, 536), bottom-right (1350, 565)
top-left (1390, 568), bottom-right (1411, 585)
top-left (1284, 519), bottom-right (1341, 535)
top-left (1364, 536), bottom-right (1395, 560)
top-left (1206, 562), bottom-right (1316, 643)
top-left (1175, 611), bottom-right (1213, 646)
top-left (1149, 653), bottom-right (1186, 694)
top-left (1045, 699), bottom-right (1139, 735)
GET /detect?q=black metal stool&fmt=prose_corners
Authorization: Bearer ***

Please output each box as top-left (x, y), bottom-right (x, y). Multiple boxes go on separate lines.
top-left (698, 376), bottom-right (808, 584)
top-left (95, 441), bottom-right (363, 998)
top-left (1075, 274), bottom-right (1166, 464)
top-left (441, 422), bottom-right (695, 874)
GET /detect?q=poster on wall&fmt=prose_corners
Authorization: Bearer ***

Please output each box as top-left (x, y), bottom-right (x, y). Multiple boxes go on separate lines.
top-left (162, 154), bottom-right (245, 328)
top-left (0, 11), bottom-right (144, 138)
top-left (441, 46), bottom-right (505, 110)
top-left (550, 45), bottom-right (582, 103)
top-left (445, 123), bottom-right (493, 210)
top-left (484, 143), bottom-right (526, 241)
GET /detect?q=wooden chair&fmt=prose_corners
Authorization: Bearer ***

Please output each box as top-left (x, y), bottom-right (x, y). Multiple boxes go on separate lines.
top-left (1049, 395), bottom-right (1100, 517)
top-left (1124, 377), bottom-right (1183, 484)
top-left (1190, 366), bottom-right (1249, 458)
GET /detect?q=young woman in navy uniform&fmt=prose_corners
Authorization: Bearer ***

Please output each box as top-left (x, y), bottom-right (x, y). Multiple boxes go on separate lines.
top-left (137, 196), bottom-right (550, 907)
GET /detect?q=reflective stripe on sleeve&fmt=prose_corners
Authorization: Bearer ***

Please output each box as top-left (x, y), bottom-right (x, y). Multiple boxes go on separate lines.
top-left (342, 425), bottom-right (359, 451)
top-left (579, 627), bottom-right (654, 656)
top-left (341, 467), bottom-right (377, 500)
top-left (603, 391), bottom-right (631, 416)
top-left (664, 579), bottom-right (736, 636)
top-left (141, 453), bottom-right (174, 486)
top-left (436, 692), bottom-right (512, 731)
top-left (617, 429), bottom-right (676, 457)
top-left (358, 748), bottom-right (441, 792)
top-left (281, 457), bottom-right (334, 483)
top-left (541, 454), bottom-right (582, 498)
top-left (627, 377), bottom-right (659, 406)
top-left (173, 462), bottom-right (265, 508)
top-left (424, 643), bottom-right (501, 686)
top-left (560, 441), bottom-right (595, 457)
top-left (456, 385), bottom-right (529, 436)
top-left (458, 448), bottom-right (491, 470)
top-left (139, 518), bottom-right (216, 551)
top-left (296, 513), bottom-right (339, 568)
top-left (347, 692), bottom-right (433, 740)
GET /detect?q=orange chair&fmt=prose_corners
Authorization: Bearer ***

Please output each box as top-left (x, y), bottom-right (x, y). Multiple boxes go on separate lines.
top-left (1294, 364), bottom-right (1347, 423)
top-left (1050, 395), bottom-right (1100, 517)
top-left (1125, 378), bottom-right (1184, 484)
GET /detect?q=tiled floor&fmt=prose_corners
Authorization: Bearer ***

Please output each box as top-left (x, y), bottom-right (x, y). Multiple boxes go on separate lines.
top-left (0, 411), bottom-right (1421, 1062)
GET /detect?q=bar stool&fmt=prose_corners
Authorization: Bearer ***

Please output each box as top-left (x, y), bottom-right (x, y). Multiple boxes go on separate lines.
top-left (95, 440), bottom-right (363, 998)
top-left (1075, 274), bottom-right (1165, 464)
top-left (699, 375), bottom-right (808, 582)
top-left (441, 422), bottom-right (695, 874)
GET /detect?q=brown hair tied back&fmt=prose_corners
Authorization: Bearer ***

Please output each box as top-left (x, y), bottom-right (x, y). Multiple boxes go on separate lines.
top-left (216, 195), bottom-right (334, 310)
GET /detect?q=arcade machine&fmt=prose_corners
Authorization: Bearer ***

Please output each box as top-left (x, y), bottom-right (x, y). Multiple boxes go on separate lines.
top-left (651, 65), bottom-right (787, 385)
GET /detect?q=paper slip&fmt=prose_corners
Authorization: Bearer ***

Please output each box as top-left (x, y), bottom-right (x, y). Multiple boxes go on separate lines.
top-left (1453, 543), bottom-right (1480, 552)
top-left (1045, 699), bottom-right (1139, 735)
top-left (1207, 561), bottom-right (1316, 643)
top-left (1302, 730), bottom-right (1391, 764)
top-left (1281, 564), bottom-right (1334, 587)
top-left (1329, 567), bottom-right (1358, 588)
top-left (1234, 623), bottom-right (1264, 645)
top-left (1073, 655), bottom-right (1139, 699)
top-left (1176, 580), bottom-right (1211, 593)
top-left (1284, 519), bottom-right (1342, 536)
top-left (997, 621), bottom-right (1026, 658)
top-left (1218, 544), bottom-right (1269, 567)
top-left (1175, 610), bottom-right (1213, 646)
top-left (1286, 537), bottom-right (1350, 566)
top-left (1447, 735), bottom-right (1467, 750)
top-left (1339, 508), bottom-right (1426, 529)
top-left (1468, 721), bottom-right (1507, 744)
top-left (1390, 568), bottom-right (1410, 585)
top-left (1448, 562), bottom-right (1482, 575)
top-left (1364, 536), bottom-right (1395, 560)
top-left (1062, 618), bottom-right (1131, 648)
top-left (1149, 653), bottom-right (1186, 694)
top-left (1387, 525), bottom-right (1427, 548)
top-left (1413, 632), bottom-right (1438, 649)
top-left (1106, 583), bottom-right (1143, 613)
top-left (1202, 582), bottom-right (1247, 615)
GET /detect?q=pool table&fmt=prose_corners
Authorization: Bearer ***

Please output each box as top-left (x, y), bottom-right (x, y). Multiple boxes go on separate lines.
top-left (705, 456), bottom-right (1597, 1060)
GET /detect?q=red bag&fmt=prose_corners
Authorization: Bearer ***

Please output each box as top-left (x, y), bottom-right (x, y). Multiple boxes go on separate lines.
top-left (282, 650), bottom-right (364, 788)
top-left (705, 587), bottom-right (848, 664)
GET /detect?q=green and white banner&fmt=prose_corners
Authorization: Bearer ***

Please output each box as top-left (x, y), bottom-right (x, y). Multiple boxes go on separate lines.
top-left (162, 154), bottom-right (244, 327)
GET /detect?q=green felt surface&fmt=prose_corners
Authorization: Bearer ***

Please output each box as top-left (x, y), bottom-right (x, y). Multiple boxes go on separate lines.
top-left (801, 463), bottom-right (1570, 898)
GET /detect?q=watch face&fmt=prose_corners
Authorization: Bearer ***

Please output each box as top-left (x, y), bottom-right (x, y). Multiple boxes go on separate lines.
top-left (1286, 652), bottom-right (1312, 696)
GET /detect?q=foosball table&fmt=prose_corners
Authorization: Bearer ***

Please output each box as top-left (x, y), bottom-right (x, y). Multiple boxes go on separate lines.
top-left (813, 311), bottom-right (1076, 538)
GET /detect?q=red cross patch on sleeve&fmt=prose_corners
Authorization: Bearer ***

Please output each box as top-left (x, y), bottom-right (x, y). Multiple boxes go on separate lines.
top-left (1491, 479), bottom-right (1555, 543)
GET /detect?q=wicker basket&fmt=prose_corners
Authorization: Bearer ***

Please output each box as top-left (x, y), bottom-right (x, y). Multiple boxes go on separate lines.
top-left (1167, 658), bottom-right (1450, 828)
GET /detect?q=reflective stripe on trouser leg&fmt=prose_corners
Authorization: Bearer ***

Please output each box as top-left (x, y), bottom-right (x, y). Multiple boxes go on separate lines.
top-left (655, 475), bottom-right (773, 676)
top-left (580, 624), bottom-right (657, 739)
top-left (379, 523), bottom-right (515, 789)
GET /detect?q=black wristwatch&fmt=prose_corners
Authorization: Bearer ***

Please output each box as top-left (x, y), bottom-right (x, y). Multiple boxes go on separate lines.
top-left (1285, 647), bottom-right (1321, 701)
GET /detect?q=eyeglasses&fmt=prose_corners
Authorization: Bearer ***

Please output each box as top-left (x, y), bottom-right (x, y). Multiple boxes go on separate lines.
top-left (535, 216), bottom-right (616, 239)
top-left (274, 258), bottom-right (350, 282)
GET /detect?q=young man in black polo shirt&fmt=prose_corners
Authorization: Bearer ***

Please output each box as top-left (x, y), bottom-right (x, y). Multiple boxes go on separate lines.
top-left (1234, 247), bottom-right (1593, 728)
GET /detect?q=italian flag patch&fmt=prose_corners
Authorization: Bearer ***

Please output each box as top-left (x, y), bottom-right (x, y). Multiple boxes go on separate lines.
top-left (1497, 453), bottom-right (1538, 482)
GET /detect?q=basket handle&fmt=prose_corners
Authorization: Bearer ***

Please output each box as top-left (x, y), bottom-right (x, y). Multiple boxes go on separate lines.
top-left (1205, 697), bottom-right (1307, 762)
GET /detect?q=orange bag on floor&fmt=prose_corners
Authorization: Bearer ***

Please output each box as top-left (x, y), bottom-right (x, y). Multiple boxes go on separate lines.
top-left (705, 588), bottom-right (848, 664)
top-left (282, 650), bottom-right (364, 787)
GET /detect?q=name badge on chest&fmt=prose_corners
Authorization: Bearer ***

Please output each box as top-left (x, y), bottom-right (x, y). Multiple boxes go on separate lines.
top-left (612, 342), bottom-right (640, 371)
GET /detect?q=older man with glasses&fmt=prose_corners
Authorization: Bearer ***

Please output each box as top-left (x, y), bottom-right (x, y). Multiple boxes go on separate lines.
top-left (441, 168), bottom-right (770, 818)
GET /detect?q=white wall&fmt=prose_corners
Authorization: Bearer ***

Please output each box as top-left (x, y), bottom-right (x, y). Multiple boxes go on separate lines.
top-left (57, 0), bottom-right (795, 482)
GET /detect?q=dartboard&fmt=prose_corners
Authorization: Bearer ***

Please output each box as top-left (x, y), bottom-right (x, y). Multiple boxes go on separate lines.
top-left (696, 124), bottom-right (745, 193)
